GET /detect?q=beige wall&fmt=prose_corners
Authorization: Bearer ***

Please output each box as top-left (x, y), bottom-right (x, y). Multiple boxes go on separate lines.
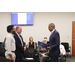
top-left (0, 12), bottom-right (75, 53)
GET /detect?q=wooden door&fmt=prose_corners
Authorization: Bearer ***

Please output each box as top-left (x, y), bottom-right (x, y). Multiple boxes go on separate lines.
top-left (72, 22), bottom-right (75, 56)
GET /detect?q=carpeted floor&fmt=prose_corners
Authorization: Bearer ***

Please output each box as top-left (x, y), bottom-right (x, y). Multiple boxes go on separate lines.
top-left (66, 56), bottom-right (75, 62)
top-left (0, 56), bottom-right (75, 62)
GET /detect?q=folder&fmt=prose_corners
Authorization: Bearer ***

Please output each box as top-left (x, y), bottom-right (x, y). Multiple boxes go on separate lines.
top-left (38, 41), bottom-right (48, 48)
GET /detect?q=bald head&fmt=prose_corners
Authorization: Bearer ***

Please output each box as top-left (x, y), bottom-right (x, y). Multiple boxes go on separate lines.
top-left (16, 26), bottom-right (22, 34)
top-left (48, 23), bottom-right (55, 32)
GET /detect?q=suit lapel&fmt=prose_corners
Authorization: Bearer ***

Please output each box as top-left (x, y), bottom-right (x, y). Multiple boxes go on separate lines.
top-left (15, 33), bottom-right (22, 43)
top-left (49, 30), bottom-right (56, 41)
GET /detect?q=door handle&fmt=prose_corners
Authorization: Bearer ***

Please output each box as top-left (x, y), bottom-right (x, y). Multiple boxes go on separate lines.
top-left (72, 39), bottom-right (75, 41)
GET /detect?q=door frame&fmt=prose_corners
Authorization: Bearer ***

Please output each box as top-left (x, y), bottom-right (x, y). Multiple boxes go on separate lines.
top-left (72, 21), bottom-right (75, 56)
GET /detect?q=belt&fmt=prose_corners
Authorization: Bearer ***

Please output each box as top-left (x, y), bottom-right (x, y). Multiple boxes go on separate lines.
top-left (12, 51), bottom-right (15, 53)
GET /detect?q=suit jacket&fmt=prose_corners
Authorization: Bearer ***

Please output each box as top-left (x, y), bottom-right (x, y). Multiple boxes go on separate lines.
top-left (49, 29), bottom-right (60, 56)
top-left (14, 32), bottom-right (26, 58)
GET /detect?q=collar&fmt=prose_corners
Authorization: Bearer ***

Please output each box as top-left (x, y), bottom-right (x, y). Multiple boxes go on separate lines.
top-left (51, 29), bottom-right (56, 33)
top-left (9, 33), bottom-right (14, 36)
top-left (16, 32), bottom-right (20, 36)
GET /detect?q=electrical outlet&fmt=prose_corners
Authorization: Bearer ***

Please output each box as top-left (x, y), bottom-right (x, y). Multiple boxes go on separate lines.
top-left (67, 36), bottom-right (69, 38)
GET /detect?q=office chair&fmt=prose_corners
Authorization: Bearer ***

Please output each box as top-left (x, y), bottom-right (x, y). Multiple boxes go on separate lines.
top-left (58, 54), bottom-right (66, 62)
top-left (23, 48), bottom-right (37, 62)
top-left (0, 56), bottom-right (11, 62)
top-left (0, 42), bottom-right (6, 57)
top-left (0, 42), bottom-right (11, 62)
top-left (0, 42), bottom-right (2, 46)
top-left (61, 42), bottom-right (71, 57)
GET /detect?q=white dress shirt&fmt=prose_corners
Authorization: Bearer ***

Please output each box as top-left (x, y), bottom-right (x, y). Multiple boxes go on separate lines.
top-left (60, 44), bottom-right (66, 55)
top-left (51, 29), bottom-right (56, 34)
top-left (5, 33), bottom-right (16, 61)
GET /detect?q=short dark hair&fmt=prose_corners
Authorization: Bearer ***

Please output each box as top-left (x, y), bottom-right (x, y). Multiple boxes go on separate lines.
top-left (49, 23), bottom-right (55, 28)
top-left (7, 25), bottom-right (14, 33)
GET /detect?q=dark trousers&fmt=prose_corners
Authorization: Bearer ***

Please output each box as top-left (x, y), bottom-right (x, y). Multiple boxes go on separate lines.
top-left (51, 56), bottom-right (58, 62)
top-left (15, 57), bottom-right (23, 62)
top-left (15, 54), bottom-right (23, 62)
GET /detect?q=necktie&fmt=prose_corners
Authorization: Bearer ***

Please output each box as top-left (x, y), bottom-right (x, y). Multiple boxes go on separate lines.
top-left (50, 32), bottom-right (52, 36)
top-left (49, 32), bottom-right (52, 40)
top-left (19, 35), bottom-right (23, 46)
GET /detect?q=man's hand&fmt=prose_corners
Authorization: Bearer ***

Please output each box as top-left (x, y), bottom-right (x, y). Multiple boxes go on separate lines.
top-left (41, 54), bottom-right (46, 57)
top-left (62, 53), bottom-right (63, 55)
top-left (24, 47), bottom-right (26, 51)
top-left (10, 57), bottom-right (14, 62)
top-left (9, 54), bottom-right (14, 62)
top-left (47, 47), bottom-right (50, 49)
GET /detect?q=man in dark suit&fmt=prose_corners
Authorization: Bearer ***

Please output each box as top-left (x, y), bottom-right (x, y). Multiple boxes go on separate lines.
top-left (47, 23), bottom-right (60, 62)
top-left (14, 26), bottom-right (26, 62)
